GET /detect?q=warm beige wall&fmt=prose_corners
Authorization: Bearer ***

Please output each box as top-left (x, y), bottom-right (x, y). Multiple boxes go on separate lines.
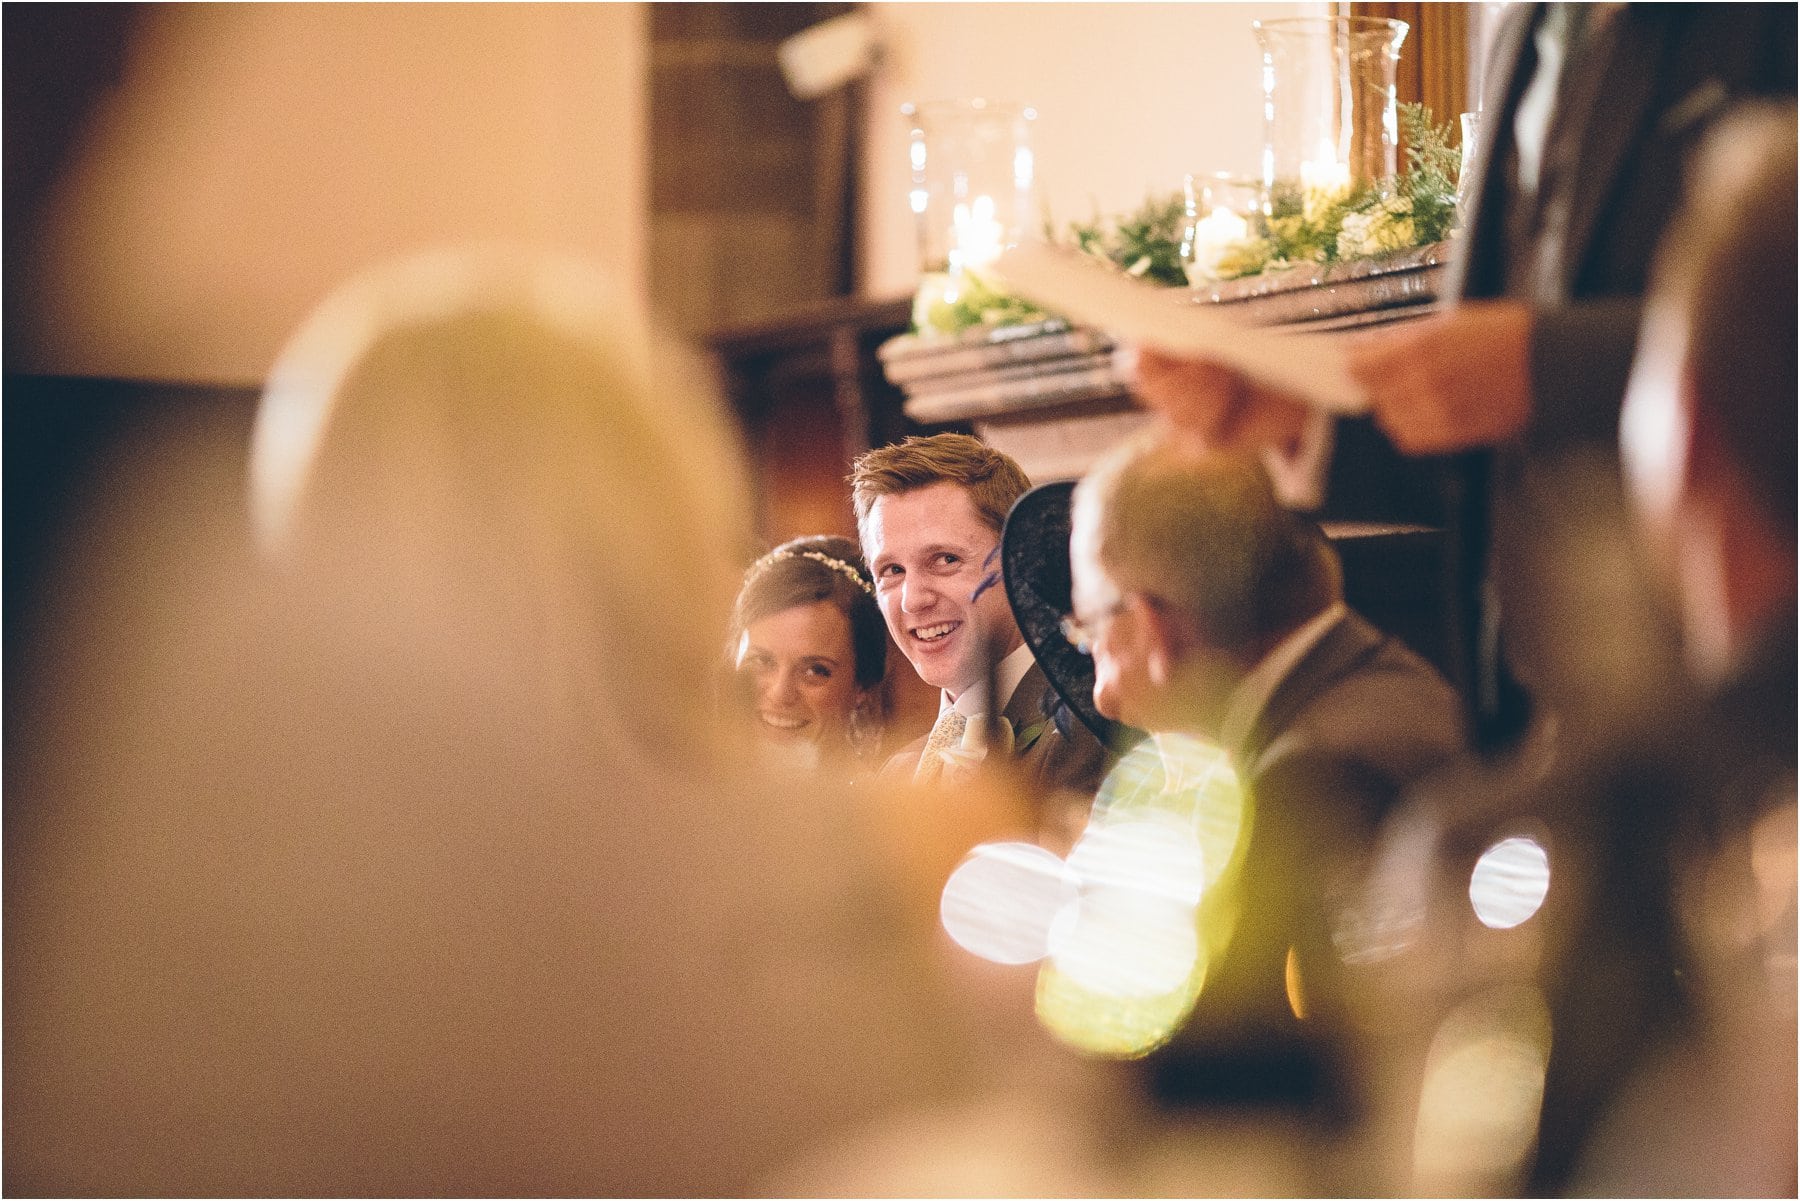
top-left (859, 1), bottom-right (1325, 297)
top-left (20, 3), bottom-right (648, 385)
top-left (23, 3), bottom-right (1338, 377)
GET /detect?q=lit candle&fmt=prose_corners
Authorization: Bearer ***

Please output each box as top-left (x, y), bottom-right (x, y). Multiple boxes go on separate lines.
top-left (1300, 141), bottom-right (1351, 220)
top-left (1187, 204), bottom-right (1251, 282)
top-left (948, 193), bottom-right (1005, 274)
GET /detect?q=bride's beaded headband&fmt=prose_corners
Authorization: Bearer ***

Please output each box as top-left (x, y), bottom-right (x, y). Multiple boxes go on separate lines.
top-left (758, 548), bottom-right (874, 595)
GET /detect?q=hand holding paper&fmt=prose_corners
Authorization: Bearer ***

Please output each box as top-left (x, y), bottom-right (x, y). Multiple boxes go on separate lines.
top-left (1348, 300), bottom-right (1537, 454)
top-left (991, 241), bottom-right (1370, 415)
top-left (1125, 344), bottom-right (1310, 451)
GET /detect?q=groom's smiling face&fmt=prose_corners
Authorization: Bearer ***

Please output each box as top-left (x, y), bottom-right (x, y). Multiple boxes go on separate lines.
top-left (863, 482), bottom-right (1024, 700)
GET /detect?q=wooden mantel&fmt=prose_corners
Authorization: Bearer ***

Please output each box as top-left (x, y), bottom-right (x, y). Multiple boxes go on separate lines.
top-left (906, 242), bottom-right (1451, 492)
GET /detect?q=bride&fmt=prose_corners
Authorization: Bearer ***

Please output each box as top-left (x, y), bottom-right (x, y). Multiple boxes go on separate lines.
top-left (730, 534), bottom-right (889, 773)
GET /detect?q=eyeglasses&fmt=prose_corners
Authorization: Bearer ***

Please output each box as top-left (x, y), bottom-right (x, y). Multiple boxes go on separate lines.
top-left (1060, 602), bottom-right (1124, 656)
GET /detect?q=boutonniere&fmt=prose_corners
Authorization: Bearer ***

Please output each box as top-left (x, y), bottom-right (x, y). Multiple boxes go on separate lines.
top-left (1013, 718), bottom-right (1047, 754)
top-left (1020, 687), bottom-right (1075, 754)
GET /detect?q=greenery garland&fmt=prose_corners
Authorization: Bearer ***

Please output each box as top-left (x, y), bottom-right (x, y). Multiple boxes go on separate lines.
top-left (1063, 192), bottom-right (1193, 288)
top-left (912, 102), bottom-right (1463, 336)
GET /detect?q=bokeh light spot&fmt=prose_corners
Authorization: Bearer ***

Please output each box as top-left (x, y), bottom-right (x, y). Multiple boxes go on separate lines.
top-left (1284, 945), bottom-right (1307, 1020)
top-left (1412, 986), bottom-right (1553, 1191)
top-left (1469, 836), bottom-right (1551, 929)
top-left (1047, 886), bottom-right (1201, 998)
top-left (1065, 813), bottom-right (1206, 905)
top-left (939, 841), bottom-right (1079, 964)
top-left (1034, 953), bottom-right (1205, 1058)
top-left (1026, 735), bottom-right (1249, 1057)
top-left (1093, 734), bottom-right (1245, 893)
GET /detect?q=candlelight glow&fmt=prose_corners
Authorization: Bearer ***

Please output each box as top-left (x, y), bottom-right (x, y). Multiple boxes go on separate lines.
top-left (948, 193), bottom-right (1005, 273)
top-left (1012, 145), bottom-right (1034, 191)
top-left (1187, 204), bottom-right (1253, 282)
top-left (1300, 139), bottom-right (1352, 220)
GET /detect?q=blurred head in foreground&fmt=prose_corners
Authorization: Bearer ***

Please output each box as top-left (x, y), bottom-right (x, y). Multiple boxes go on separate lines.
top-left (247, 248), bottom-right (754, 759)
top-left (1568, 103), bottom-right (1797, 1197)
top-left (730, 534), bottom-right (888, 767)
top-left (4, 249), bottom-right (962, 1196)
top-left (1621, 102), bottom-right (1798, 686)
top-left (1068, 438), bottom-right (1340, 737)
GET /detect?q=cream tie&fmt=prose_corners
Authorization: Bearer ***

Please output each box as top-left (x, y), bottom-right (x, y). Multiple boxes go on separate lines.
top-left (914, 709), bottom-right (969, 787)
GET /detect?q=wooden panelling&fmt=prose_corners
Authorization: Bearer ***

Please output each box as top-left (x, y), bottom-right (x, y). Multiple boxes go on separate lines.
top-left (646, 1), bottom-right (858, 335)
top-left (1348, 1), bottom-right (1472, 129)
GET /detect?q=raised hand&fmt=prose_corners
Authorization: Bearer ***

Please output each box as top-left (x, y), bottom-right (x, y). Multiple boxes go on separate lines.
top-left (1124, 344), bottom-right (1311, 454)
top-left (1349, 300), bottom-right (1537, 455)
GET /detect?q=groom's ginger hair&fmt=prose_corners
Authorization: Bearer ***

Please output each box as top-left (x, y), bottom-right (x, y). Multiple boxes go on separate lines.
top-left (848, 434), bottom-right (1031, 550)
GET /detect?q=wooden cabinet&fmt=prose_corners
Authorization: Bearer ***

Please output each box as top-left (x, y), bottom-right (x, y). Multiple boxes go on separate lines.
top-left (710, 295), bottom-right (944, 543)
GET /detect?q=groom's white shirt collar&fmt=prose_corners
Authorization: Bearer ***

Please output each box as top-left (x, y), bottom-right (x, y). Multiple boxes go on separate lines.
top-left (938, 641), bottom-right (1037, 724)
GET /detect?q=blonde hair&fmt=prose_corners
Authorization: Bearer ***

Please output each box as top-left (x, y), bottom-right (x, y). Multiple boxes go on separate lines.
top-left (251, 247), bottom-right (756, 759)
top-left (1074, 434), bottom-right (1339, 653)
top-left (848, 433), bottom-right (1031, 552)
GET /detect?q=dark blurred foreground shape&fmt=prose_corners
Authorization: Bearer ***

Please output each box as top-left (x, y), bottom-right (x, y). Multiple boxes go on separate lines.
top-left (1352, 101), bottom-right (1798, 1198)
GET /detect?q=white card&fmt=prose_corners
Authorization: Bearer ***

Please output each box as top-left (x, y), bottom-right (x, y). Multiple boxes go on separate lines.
top-left (991, 241), bottom-right (1370, 415)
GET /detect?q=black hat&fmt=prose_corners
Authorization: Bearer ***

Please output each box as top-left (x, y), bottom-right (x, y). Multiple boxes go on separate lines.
top-left (1001, 480), bottom-right (1144, 749)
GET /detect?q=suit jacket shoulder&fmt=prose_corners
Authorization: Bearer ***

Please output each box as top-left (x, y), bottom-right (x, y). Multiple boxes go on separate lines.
top-left (1145, 613), bottom-right (1462, 1114)
top-left (1245, 610), bottom-right (1466, 834)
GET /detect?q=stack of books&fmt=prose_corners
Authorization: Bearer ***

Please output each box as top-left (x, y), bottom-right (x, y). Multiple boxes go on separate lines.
top-left (877, 318), bottom-right (1127, 425)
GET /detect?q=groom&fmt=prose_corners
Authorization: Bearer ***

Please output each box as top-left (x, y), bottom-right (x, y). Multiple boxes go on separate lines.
top-left (851, 434), bottom-right (1109, 829)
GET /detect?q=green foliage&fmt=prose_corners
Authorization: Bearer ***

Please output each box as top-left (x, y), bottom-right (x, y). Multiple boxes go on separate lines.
top-left (912, 268), bottom-right (1045, 337)
top-left (909, 105), bottom-right (1468, 335)
top-left (1223, 102), bottom-right (1463, 280)
top-left (1265, 179), bottom-right (1380, 266)
top-left (1065, 192), bottom-right (1192, 287)
top-left (914, 192), bottom-right (1191, 335)
top-left (1396, 101), bottom-right (1462, 246)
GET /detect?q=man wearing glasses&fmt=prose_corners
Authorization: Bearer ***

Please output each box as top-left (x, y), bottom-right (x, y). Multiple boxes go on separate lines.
top-left (1066, 435), bottom-right (1463, 1115)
